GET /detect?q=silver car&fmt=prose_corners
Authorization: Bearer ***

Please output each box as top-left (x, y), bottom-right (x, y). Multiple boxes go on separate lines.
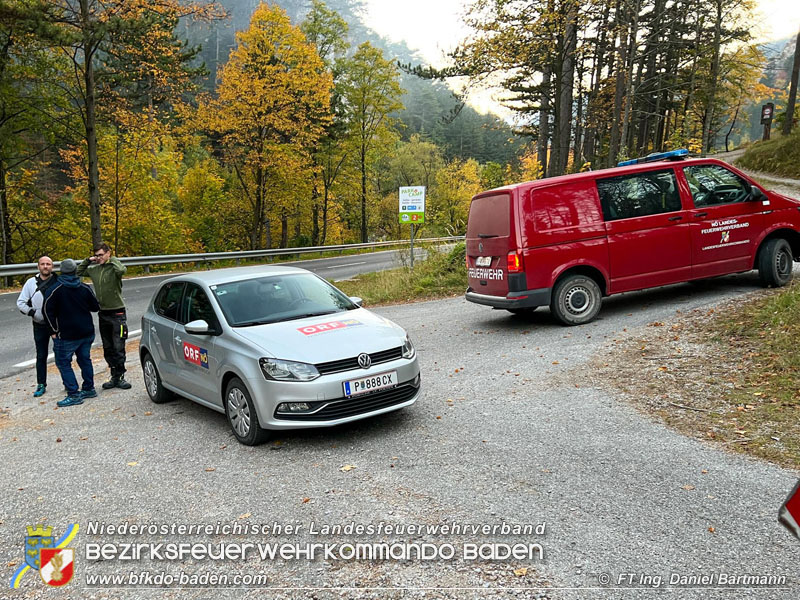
top-left (139, 266), bottom-right (420, 445)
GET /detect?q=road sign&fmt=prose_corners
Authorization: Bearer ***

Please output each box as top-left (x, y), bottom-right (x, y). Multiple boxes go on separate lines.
top-left (399, 186), bottom-right (425, 224)
top-left (761, 103), bottom-right (774, 125)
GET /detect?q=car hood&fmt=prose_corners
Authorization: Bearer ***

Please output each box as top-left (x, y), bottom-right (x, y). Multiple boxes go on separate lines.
top-left (231, 308), bottom-right (407, 363)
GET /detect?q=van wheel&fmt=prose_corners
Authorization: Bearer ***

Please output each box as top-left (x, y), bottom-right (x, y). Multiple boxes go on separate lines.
top-left (225, 378), bottom-right (270, 446)
top-left (758, 238), bottom-right (793, 287)
top-left (551, 275), bottom-right (602, 326)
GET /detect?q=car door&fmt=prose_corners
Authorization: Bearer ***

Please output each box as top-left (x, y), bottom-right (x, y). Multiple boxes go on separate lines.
top-left (173, 283), bottom-right (222, 406)
top-left (147, 281), bottom-right (185, 386)
top-left (597, 168), bottom-right (692, 293)
top-left (681, 164), bottom-right (765, 278)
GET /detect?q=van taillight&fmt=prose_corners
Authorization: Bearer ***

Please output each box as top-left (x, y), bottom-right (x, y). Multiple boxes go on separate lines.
top-left (507, 252), bottom-right (523, 273)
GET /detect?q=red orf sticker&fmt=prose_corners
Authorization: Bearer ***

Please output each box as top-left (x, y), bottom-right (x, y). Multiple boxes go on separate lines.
top-left (779, 479), bottom-right (800, 539)
top-left (297, 319), bottom-right (362, 336)
top-left (39, 548), bottom-right (74, 587)
top-left (183, 342), bottom-right (209, 369)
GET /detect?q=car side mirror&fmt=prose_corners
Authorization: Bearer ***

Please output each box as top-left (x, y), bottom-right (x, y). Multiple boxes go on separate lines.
top-left (185, 319), bottom-right (210, 335)
top-left (349, 296), bottom-right (363, 307)
top-left (749, 186), bottom-right (766, 202)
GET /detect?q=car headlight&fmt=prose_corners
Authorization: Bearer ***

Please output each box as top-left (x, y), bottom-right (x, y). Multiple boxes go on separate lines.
top-left (401, 335), bottom-right (415, 359)
top-left (259, 358), bottom-right (320, 381)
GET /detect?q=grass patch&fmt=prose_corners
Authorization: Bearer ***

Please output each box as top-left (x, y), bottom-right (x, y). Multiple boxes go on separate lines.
top-left (334, 243), bottom-right (466, 306)
top-left (736, 131), bottom-right (800, 178)
top-left (706, 283), bottom-right (800, 465)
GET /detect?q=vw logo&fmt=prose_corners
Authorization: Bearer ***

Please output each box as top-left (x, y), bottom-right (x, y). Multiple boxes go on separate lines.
top-left (357, 353), bottom-right (371, 369)
top-left (479, 242), bottom-right (484, 253)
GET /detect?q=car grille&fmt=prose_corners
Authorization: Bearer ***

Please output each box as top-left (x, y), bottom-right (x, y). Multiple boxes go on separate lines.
top-left (315, 346), bottom-right (403, 375)
top-left (274, 382), bottom-right (419, 421)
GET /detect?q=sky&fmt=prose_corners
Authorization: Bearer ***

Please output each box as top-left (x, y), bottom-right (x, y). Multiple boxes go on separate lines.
top-left (362, 0), bottom-right (800, 115)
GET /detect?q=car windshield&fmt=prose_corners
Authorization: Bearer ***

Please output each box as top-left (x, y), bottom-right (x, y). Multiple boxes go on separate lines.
top-left (210, 273), bottom-right (357, 327)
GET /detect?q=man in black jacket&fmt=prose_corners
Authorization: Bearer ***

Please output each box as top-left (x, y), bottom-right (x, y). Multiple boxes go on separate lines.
top-left (43, 259), bottom-right (100, 407)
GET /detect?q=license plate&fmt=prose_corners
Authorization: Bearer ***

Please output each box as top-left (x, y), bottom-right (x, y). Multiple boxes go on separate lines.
top-left (476, 256), bottom-right (491, 267)
top-left (343, 371), bottom-right (397, 397)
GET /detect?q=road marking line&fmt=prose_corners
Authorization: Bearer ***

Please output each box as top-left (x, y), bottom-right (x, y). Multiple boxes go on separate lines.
top-left (325, 262), bottom-right (367, 269)
top-left (12, 329), bottom-right (142, 368)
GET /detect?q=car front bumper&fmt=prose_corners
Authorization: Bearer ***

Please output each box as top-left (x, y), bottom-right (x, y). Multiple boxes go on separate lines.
top-left (246, 357), bottom-right (421, 430)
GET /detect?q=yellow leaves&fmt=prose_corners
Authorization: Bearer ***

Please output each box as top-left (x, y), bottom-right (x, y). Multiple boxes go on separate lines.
top-left (339, 465), bottom-right (356, 472)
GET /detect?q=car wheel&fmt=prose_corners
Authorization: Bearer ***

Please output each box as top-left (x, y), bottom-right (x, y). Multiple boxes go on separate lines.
top-left (758, 238), bottom-right (793, 287)
top-left (225, 378), bottom-right (269, 446)
top-left (142, 352), bottom-right (173, 404)
top-left (550, 274), bottom-right (602, 326)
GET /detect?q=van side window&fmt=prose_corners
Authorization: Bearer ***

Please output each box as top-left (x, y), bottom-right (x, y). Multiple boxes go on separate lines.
top-left (597, 170), bottom-right (682, 221)
top-left (683, 165), bottom-right (750, 207)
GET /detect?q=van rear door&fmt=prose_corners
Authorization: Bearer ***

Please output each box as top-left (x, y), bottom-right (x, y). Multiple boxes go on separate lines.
top-left (466, 192), bottom-right (513, 297)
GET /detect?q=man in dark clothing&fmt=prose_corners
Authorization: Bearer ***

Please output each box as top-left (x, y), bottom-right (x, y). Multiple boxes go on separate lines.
top-left (77, 242), bottom-right (131, 389)
top-left (44, 258), bottom-right (100, 407)
top-left (16, 256), bottom-right (58, 397)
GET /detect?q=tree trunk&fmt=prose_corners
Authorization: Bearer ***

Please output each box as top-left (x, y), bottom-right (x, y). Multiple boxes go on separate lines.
top-left (620, 0), bottom-right (641, 158)
top-left (81, 0), bottom-right (102, 248)
top-left (609, 3), bottom-right (628, 165)
top-left (701, 0), bottom-right (722, 153)
top-left (321, 184), bottom-right (329, 245)
top-left (556, 0), bottom-right (577, 175)
top-left (0, 157), bottom-right (10, 266)
top-left (311, 173), bottom-right (320, 246)
top-left (360, 143), bottom-right (367, 243)
top-left (783, 27), bottom-right (800, 136)
top-left (537, 66), bottom-right (551, 178)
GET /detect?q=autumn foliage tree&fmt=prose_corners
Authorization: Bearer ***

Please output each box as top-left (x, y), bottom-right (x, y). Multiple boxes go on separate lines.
top-left (201, 3), bottom-right (332, 250)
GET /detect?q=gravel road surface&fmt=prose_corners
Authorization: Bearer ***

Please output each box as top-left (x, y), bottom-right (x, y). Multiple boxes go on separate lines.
top-left (1, 274), bottom-right (798, 599)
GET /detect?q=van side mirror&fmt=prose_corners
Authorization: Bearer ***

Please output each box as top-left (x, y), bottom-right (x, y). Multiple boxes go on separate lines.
top-left (749, 186), bottom-right (766, 202)
top-left (349, 296), bottom-right (363, 307)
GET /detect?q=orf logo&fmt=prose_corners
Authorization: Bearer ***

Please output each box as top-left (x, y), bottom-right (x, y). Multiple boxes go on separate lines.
top-left (39, 548), bottom-right (74, 587)
top-left (358, 353), bottom-right (371, 369)
top-left (183, 342), bottom-right (209, 369)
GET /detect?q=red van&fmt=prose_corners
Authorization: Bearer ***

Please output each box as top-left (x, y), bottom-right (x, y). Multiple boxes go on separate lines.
top-left (465, 151), bottom-right (800, 325)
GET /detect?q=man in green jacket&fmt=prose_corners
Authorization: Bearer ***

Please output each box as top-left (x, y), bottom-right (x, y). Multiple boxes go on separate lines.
top-left (77, 242), bottom-right (132, 390)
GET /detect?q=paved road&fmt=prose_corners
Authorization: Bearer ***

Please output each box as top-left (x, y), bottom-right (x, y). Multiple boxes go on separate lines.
top-left (1, 272), bottom-right (797, 598)
top-left (0, 250), bottom-right (411, 380)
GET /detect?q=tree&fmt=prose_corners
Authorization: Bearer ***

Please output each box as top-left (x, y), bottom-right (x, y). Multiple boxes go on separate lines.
top-left (341, 42), bottom-right (404, 243)
top-left (27, 0), bottom-right (221, 247)
top-left (201, 3), bottom-right (332, 249)
top-left (783, 27), bottom-right (800, 136)
top-left (301, 0), bottom-right (349, 245)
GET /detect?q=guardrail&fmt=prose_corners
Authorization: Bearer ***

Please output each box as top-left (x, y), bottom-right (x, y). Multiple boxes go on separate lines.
top-left (0, 236), bottom-right (464, 278)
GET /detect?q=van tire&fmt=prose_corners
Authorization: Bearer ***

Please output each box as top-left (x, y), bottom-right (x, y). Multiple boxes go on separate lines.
top-left (551, 275), bottom-right (602, 326)
top-left (758, 238), bottom-right (793, 288)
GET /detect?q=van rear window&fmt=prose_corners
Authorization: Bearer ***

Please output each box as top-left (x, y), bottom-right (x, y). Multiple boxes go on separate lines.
top-left (597, 169), bottom-right (681, 221)
top-left (467, 194), bottom-right (510, 238)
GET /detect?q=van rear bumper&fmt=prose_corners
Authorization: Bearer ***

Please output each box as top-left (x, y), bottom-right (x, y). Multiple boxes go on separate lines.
top-left (465, 287), bottom-right (551, 309)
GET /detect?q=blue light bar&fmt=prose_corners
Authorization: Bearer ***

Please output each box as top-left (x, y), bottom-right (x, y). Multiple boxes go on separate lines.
top-left (617, 149), bottom-right (689, 167)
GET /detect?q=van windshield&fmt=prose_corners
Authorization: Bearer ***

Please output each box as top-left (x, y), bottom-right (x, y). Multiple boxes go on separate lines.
top-left (467, 194), bottom-right (510, 238)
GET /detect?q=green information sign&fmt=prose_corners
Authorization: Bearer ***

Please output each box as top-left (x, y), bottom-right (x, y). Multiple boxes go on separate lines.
top-left (398, 186), bottom-right (425, 224)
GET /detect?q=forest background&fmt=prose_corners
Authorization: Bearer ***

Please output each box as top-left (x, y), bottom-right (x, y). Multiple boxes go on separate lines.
top-left (0, 0), bottom-right (797, 265)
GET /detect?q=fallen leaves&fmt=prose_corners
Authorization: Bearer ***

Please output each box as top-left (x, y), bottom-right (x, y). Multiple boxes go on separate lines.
top-left (339, 464), bottom-right (355, 472)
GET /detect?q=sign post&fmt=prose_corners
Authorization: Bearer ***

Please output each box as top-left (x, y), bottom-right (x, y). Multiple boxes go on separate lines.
top-left (398, 186), bottom-right (425, 269)
top-left (761, 102), bottom-right (775, 141)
